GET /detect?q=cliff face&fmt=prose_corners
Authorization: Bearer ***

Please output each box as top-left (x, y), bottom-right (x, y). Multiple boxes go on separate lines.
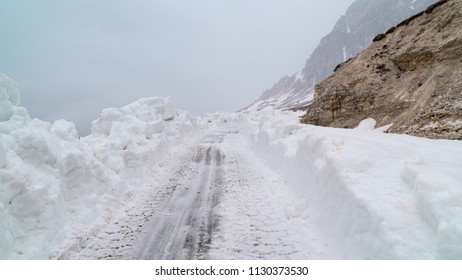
top-left (301, 0), bottom-right (462, 140)
top-left (245, 0), bottom-right (438, 111)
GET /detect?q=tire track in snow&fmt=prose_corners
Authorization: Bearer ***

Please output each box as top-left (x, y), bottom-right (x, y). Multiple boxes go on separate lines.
top-left (133, 133), bottom-right (226, 259)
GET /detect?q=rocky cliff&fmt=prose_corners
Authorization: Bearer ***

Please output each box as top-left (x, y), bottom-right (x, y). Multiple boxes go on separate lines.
top-left (301, 0), bottom-right (462, 140)
top-left (245, 0), bottom-right (438, 111)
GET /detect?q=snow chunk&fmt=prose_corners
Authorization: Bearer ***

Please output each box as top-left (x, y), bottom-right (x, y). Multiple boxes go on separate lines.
top-left (355, 118), bottom-right (376, 130)
top-left (162, 97), bottom-right (176, 121)
top-left (0, 73), bottom-right (20, 106)
top-left (51, 119), bottom-right (79, 140)
top-left (91, 97), bottom-right (176, 136)
top-left (375, 123), bottom-right (393, 133)
top-left (0, 73), bottom-right (21, 121)
top-left (0, 112), bottom-right (125, 259)
top-left (88, 97), bottom-right (183, 168)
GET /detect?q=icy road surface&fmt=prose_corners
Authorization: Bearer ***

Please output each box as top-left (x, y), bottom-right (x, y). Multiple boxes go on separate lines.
top-left (61, 127), bottom-right (338, 259)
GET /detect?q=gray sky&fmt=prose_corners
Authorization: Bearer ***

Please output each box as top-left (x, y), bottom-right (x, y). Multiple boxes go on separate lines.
top-left (0, 0), bottom-right (354, 135)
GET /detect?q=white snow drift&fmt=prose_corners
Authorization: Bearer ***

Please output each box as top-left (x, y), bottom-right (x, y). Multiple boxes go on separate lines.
top-left (0, 73), bottom-right (195, 259)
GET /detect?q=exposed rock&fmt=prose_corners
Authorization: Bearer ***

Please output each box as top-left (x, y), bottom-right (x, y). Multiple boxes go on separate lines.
top-left (245, 0), bottom-right (438, 111)
top-left (301, 0), bottom-right (462, 140)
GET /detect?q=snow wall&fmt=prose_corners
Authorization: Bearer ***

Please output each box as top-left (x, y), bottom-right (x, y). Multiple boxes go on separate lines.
top-left (236, 110), bottom-right (462, 259)
top-left (0, 73), bottom-right (196, 259)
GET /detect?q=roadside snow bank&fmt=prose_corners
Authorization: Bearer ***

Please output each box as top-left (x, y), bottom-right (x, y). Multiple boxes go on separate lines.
top-left (84, 97), bottom-right (195, 170)
top-left (54, 97), bottom-right (197, 259)
top-left (0, 74), bottom-right (196, 259)
top-left (0, 116), bottom-right (120, 259)
top-left (240, 110), bottom-right (462, 259)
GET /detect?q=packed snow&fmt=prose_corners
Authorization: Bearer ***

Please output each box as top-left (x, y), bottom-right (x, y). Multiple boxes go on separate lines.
top-left (1, 73), bottom-right (462, 259)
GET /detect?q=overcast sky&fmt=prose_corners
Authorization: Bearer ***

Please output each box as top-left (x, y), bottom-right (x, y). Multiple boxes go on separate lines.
top-left (0, 0), bottom-right (354, 134)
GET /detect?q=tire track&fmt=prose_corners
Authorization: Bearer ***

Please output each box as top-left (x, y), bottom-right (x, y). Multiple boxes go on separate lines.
top-left (133, 133), bottom-right (225, 259)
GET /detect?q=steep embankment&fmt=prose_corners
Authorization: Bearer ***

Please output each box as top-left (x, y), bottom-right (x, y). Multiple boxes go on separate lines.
top-left (301, 0), bottom-right (462, 140)
top-left (245, 0), bottom-right (438, 111)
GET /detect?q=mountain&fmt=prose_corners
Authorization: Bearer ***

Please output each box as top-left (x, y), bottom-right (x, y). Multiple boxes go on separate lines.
top-left (301, 0), bottom-right (462, 140)
top-left (245, 0), bottom-right (438, 111)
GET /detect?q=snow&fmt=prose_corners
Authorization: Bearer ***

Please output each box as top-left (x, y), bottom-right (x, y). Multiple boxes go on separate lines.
top-left (243, 92), bottom-right (292, 112)
top-left (0, 73), bottom-right (21, 121)
top-left (207, 130), bottom-right (342, 259)
top-left (0, 116), bottom-right (99, 258)
top-left (2, 73), bottom-right (462, 259)
top-left (355, 117), bottom-right (376, 130)
top-left (0, 76), bottom-right (196, 259)
top-left (343, 46), bottom-right (347, 61)
top-left (300, 88), bottom-right (315, 104)
top-left (295, 71), bottom-right (304, 81)
top-left (51, 119), bottom-right (79, 141)
top-left (243, 100), bottom-right (264, 112)
top-left (236, 110), bottom-right (462, 259)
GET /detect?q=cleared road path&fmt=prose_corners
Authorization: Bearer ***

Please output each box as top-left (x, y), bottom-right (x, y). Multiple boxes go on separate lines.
top-left (60, 127), bottom-right (338, 259)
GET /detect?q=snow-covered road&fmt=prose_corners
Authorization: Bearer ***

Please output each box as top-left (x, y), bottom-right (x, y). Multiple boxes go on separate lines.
top-left (61, 127), bottom-right (329, 259)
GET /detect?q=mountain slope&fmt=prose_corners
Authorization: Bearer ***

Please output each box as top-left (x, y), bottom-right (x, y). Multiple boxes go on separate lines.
top-left (301, 0), bottom-right (462, 140)
top-left (245, 0), bottom-right (438, 111)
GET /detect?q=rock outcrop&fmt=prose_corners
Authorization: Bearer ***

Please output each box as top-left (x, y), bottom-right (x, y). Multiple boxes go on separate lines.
top-left (301, 0), bottom-right (462, 140)
top-left (245, 0), bottom-right (438, 111)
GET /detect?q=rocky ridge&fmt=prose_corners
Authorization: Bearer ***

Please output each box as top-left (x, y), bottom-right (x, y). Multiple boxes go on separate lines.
top-left (301, 0), bottom-right (462, 140)
top-left (245, 0), bottom-right (438, 111)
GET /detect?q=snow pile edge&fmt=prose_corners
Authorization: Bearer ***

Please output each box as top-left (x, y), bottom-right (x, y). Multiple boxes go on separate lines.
top-left (0, 74), bottom-right (196, 259)
top-left (240, 110), bottom-right (462, 259)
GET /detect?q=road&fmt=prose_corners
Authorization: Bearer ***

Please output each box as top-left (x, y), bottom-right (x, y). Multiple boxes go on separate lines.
top-left (60, 127), bottom-right (334, 259)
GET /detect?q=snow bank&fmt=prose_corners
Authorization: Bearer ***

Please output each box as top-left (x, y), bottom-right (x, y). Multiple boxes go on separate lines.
top-left (0, 74), bottom-right (124, 258)
top-left (0, 74), bottom-right (196, 259)
top-left (0, 115), bottom-right (115, 259)
top-left (84, 97), bottom-right (195, 170)
top-left (238, 110), bottom-right (462, 259)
